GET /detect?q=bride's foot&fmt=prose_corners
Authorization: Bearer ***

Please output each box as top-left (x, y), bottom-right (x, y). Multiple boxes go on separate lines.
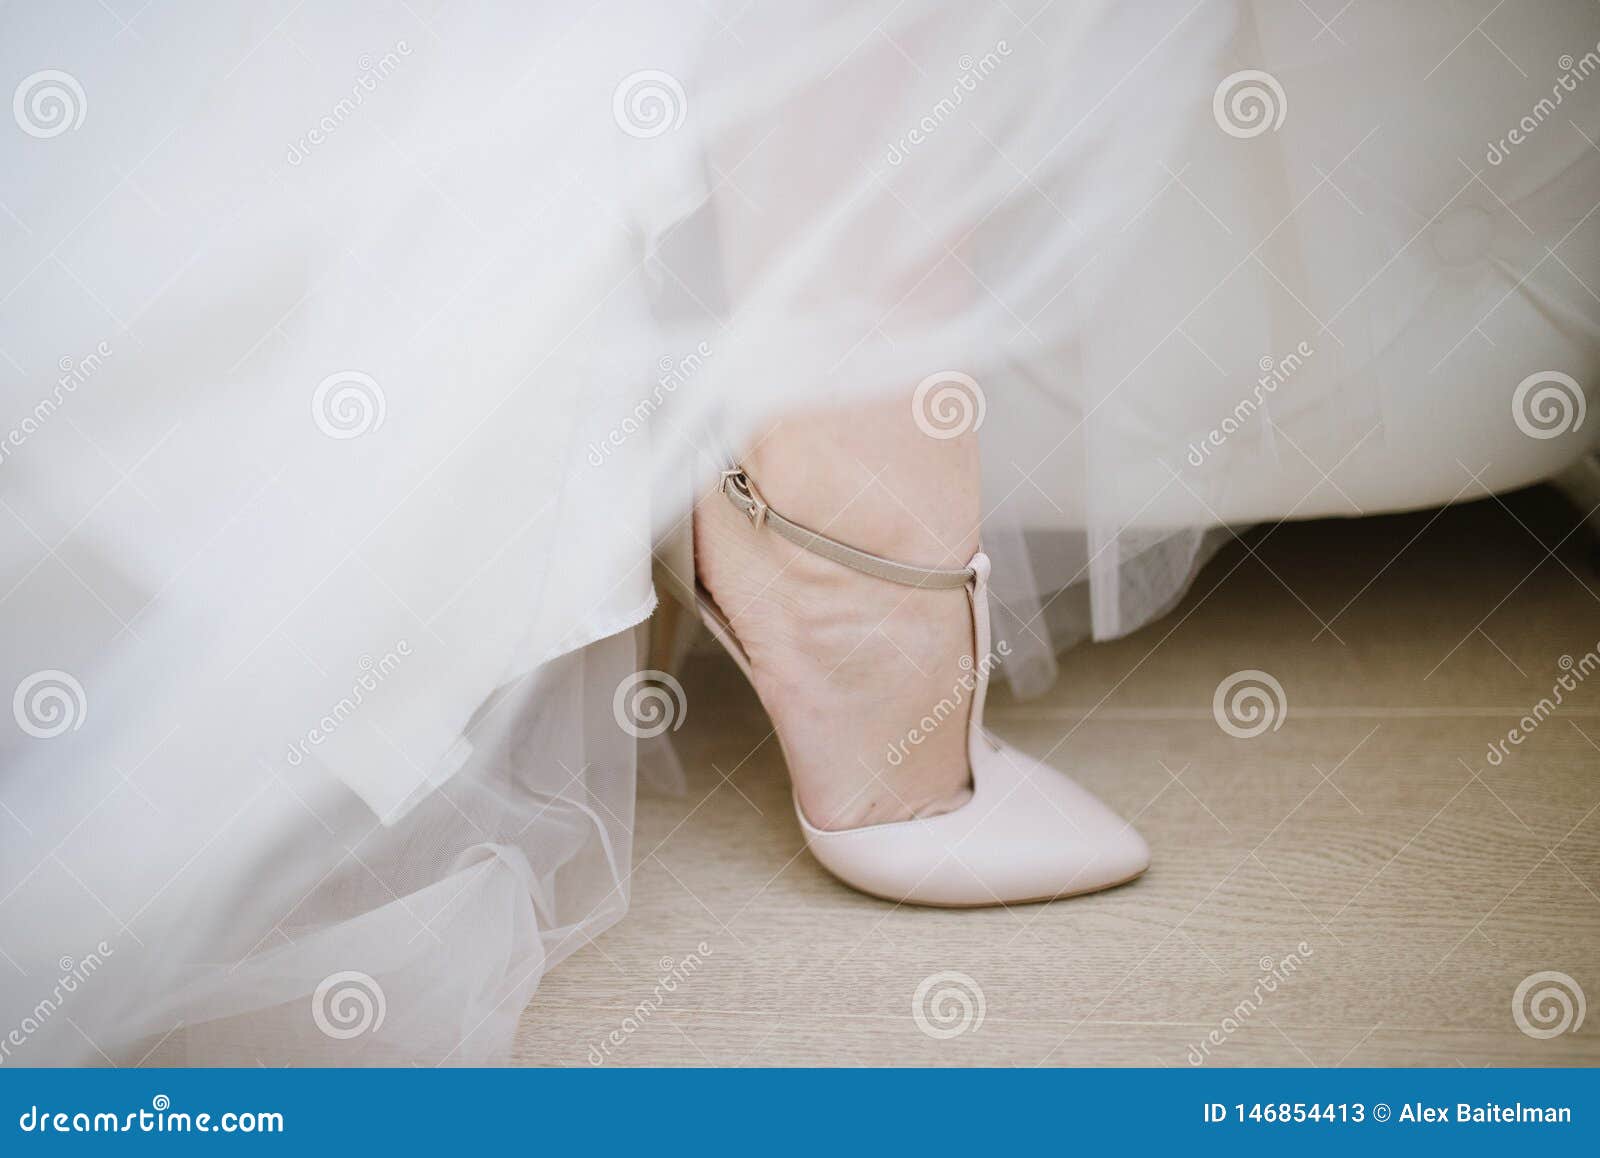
top-left (693, 400), bottom-right (982, 831)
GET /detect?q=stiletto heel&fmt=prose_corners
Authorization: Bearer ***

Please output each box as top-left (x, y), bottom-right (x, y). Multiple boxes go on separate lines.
top-left (645, 587), bottom-right (687, 679)
top-left (663, 465), bottom-right (1150, 907)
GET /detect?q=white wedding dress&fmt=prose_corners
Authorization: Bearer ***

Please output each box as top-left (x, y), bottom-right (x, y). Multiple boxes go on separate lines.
top-left (2, 1), bottom-right (1596, 1063)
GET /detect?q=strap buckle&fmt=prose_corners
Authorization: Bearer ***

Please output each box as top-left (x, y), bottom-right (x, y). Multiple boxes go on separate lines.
top-left (718, 467), bottom-right (768, 528)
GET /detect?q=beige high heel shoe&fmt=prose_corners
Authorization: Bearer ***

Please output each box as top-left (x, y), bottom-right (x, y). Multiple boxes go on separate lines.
top-left (655, 466), bottom-right (1150, 907)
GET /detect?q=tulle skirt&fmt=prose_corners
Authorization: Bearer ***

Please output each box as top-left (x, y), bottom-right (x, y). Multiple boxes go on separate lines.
top-left (1, 0), bottom-right (1596, 1063)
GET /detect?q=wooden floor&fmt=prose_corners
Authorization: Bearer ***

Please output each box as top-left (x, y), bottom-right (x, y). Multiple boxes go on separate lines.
top-left (514, 488), bottom-right (1600, 1066)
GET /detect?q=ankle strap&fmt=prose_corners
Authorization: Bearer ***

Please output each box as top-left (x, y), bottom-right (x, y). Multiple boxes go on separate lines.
top-left (718, 468), bottom-right (976, 589)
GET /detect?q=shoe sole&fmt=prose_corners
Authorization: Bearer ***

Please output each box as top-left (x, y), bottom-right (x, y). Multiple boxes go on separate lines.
top-left (832, 865), bottom-right (1149, 909)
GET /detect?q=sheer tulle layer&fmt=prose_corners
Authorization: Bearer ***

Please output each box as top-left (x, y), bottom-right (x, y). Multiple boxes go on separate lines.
top-left (1, 1), bottom-right (1596, 1062)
